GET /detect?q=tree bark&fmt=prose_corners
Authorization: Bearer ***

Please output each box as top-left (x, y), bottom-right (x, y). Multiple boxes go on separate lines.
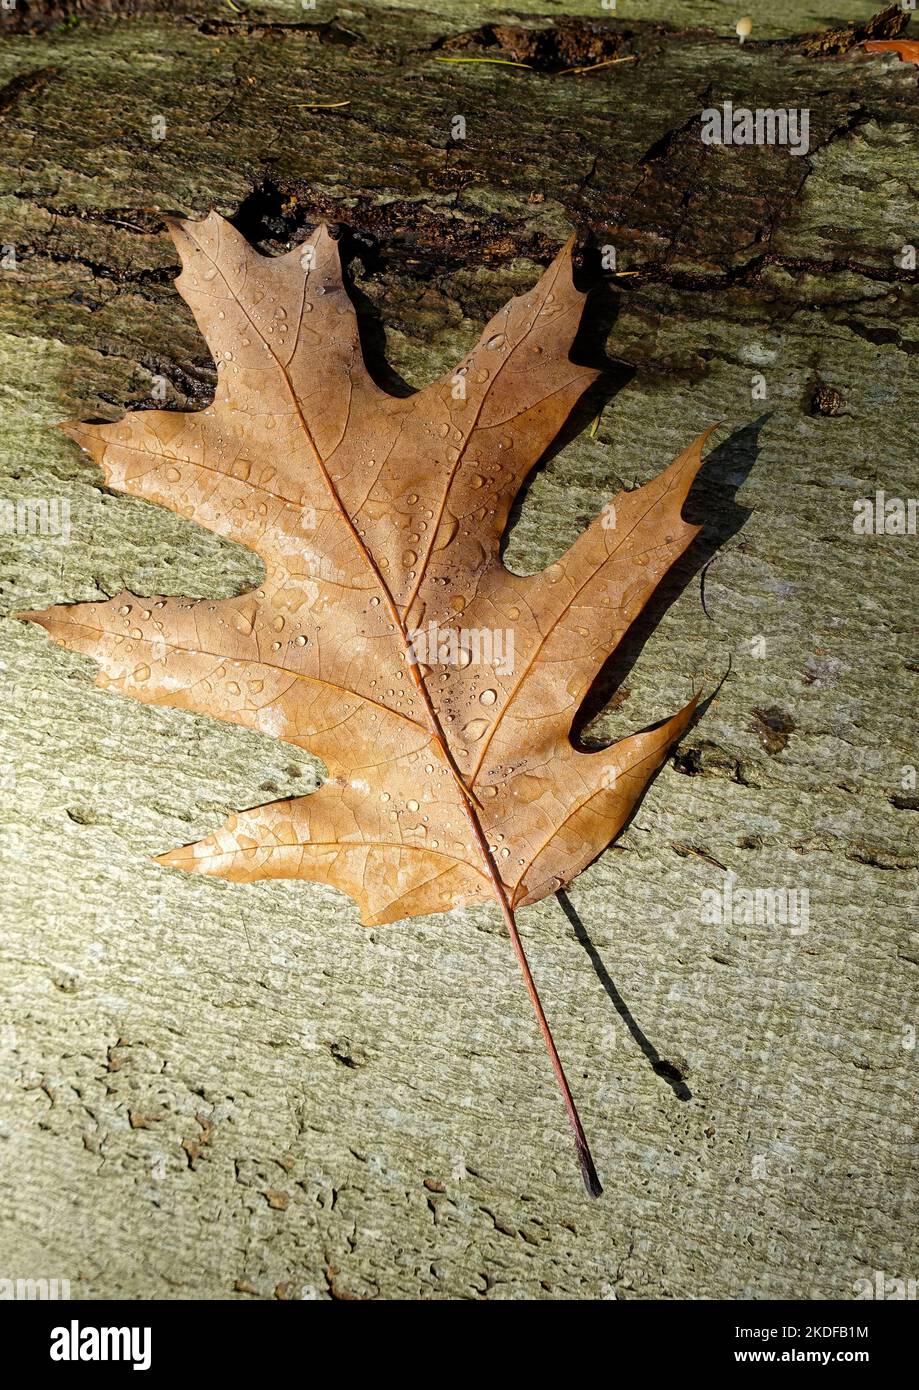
top-left (0, 1), bottom-right (916, 1299)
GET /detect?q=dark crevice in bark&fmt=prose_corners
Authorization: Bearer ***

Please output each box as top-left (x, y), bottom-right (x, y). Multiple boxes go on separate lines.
top-left (0, 67), bottom-right (58, 118)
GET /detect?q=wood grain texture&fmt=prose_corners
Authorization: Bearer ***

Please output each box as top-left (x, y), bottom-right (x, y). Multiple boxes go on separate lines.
top-left (0, 0), bottom-right (916, 1299)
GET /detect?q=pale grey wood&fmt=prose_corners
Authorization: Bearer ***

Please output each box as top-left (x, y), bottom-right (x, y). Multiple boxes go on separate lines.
top-left (0, 0), bottom-right (916, 1300)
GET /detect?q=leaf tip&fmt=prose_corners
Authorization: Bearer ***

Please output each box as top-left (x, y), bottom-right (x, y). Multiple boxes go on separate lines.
top-left (58, 419), bottom-right (86, 445)
top-left (673, 687), bottom-right (702, 730)
top-left (162, 212), bottom-right (189, 244)
top-left (163, 210), bottom-right (231, 273)
top-left (553, 231), bottom-right (582, 286)
top-left (12, 606), bottom-right (52, 629)
top-left (154, 844), bottom-right (195, 873)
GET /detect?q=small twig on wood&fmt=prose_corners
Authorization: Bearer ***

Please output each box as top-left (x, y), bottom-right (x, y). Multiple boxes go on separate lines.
top-left (434, 56), bottom-right (534, 70)
top-left (559, 54), bottom-right (639, 76)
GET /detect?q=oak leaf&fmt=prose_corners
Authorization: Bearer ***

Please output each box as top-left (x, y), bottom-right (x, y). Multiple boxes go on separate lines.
top-left (20, 214), bottom-right (714, 1192)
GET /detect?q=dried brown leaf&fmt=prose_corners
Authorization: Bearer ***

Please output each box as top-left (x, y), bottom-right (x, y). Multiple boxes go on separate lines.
top-left (20, 214), bottom-right (716, 1191)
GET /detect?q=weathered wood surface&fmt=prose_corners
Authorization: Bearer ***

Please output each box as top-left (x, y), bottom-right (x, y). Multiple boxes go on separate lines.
top-left (0, 1), bottom-right (916, 1300)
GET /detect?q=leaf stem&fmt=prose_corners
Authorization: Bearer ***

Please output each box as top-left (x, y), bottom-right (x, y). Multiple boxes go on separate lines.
top-left (458, 801), bottom-right (603, 1198)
